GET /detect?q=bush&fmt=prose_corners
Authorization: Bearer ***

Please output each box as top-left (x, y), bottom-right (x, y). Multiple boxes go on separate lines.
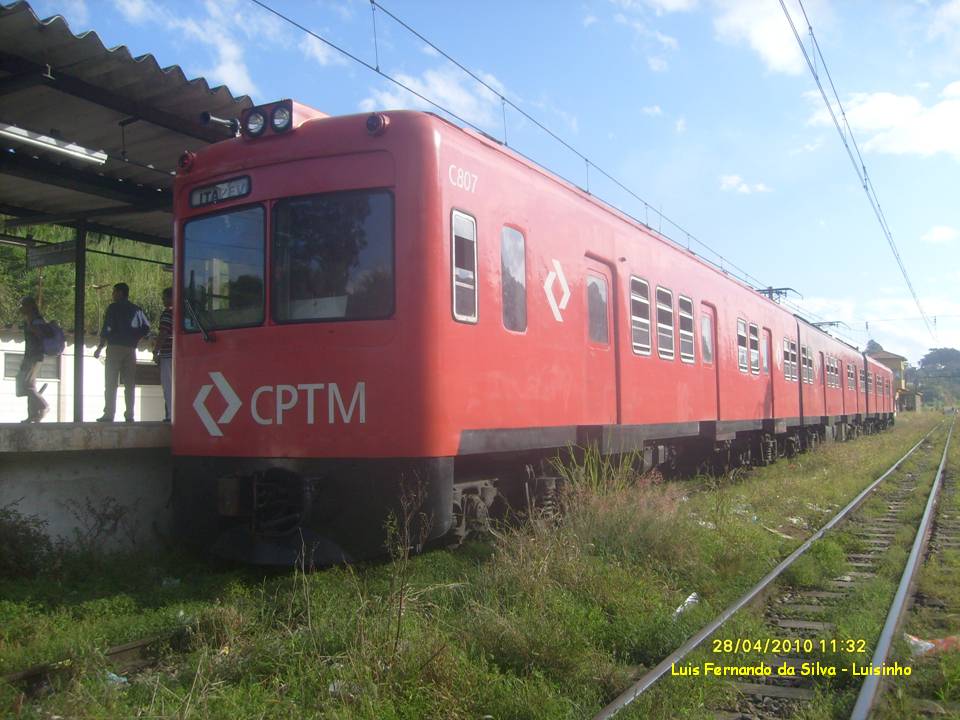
top-left (0, 500), bottom-right (53, 578)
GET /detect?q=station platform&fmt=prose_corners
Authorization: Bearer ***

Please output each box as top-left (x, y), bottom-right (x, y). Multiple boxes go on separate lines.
top-left (0, 421), bottom-right (170, 453)
top-left (0, 422), bottom-right (173, 552)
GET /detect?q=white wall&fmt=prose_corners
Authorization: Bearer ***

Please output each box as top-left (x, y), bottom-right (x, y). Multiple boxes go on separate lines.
top-left (0, 332), bottom-right (165, 423)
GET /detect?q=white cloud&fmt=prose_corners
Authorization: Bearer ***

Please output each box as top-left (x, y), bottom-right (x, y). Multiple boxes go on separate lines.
top-left (300, 35), bottom-right (346, 67)
top-left (799, 294), bottom-right (960, 365)
top-left (921, 226), bottom-right (959, 245)
top-left (421, 45), bottom-right (440, 58)
top-left (61, 0), bottom-right (89, 26)
top-left (655, 30), bottom-right (679, 49)
top-left (109, 0), bottom-right (262, 96)
top-left (648, 56), bottom-right (668, 72)
top-left (614, 12), bottom-right (679, 61)
top-left (644, 0), bottom-right (698, 13)
top-left (719, 173), bottom-right (771, 193)
top-left (942, 80), bottom-right (960, 98)
top-left (789, 137), bottom-right (823, 154)
top-left (113, 0), bottom-right (159, 24)
top-left (675, 116), bottom-right (687, 133)
top-left (642, 104), bottom-right (663, 115)
top-left (929, 0), bottom-right (960, 39)
top-left (713, 0), bottom-right (831, 75)
top-left (806, 83), bottom-right (960, 159)
top-left (359, 66), bottom-right (502, 130)
top-left (583, 14), bottom-right (599, 27)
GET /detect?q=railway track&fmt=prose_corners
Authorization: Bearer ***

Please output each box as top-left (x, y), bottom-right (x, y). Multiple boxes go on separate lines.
top-left (852, 416), bottom-right (959, 719)
top-left (593, 419), bottom-right (954, 720)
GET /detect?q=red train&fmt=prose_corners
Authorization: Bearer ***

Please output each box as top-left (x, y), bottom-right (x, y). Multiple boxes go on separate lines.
top-left (171, 102), bottom-right (895, 564)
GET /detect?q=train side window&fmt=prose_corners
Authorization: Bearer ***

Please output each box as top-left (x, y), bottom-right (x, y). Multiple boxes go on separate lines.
top-left (800, 345), bottom-right (810, 383)
top-left (737, 319), bottom-right (748, 372)
top-left (701, 313), bottom-right (714, 364)
top-left (452, 210), bottom-right (478, 323)
top-left (678, 296), bottom-right (695, 363)
top-left (500, 227), bottom-right (526, 332)
top-left (761, 329), bottom-right (770, 374)
top-left (586, 274), bottom-right (609, 344)
top-left (790, 341), bottom-right (798, 381)
top-left (783, 338), bottom-right (791, 380)
top-left (748, 323), bottom-right (760, 374)
top-left (847, 364), bottom-right (854, 389)
top-left (629, 277), bottom-right (651, 355)
top-left (656, 287), bottom-right (675, 359)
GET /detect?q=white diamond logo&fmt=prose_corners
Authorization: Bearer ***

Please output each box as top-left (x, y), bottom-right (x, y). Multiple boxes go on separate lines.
top-left (193, 371), bottom-right (242, 437)
top-left (543, 258), bottom-right (570, 322)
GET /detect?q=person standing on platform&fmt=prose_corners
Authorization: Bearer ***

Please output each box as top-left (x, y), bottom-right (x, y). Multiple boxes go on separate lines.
top-left (153, 287), bottom-right (173, 422)
top-left (16, 296), bottom-right (49, 423)
top-left (93, 282), bottom-right (150, 422)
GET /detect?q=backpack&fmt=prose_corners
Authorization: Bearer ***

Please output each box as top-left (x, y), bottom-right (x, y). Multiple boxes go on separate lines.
top-left (42, 321), bottom-right (66, 356)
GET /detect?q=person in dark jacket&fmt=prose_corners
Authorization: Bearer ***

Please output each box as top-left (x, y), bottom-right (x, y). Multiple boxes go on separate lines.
top-left (153, 287), bottom-right (173, 422)
top-left (16, 296), bottom-right (49, 423)
top-left (93, 282), bottom-right (150, 422)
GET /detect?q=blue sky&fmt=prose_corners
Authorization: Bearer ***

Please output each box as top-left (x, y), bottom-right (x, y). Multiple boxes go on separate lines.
top-left (32, 0), bottom-right (960, 363)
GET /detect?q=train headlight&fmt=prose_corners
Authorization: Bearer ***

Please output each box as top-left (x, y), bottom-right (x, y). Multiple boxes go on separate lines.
top-left (366, 112), bottom-right (390, 136)
top-left (271, 106), bottom-right (292, 133)
top-left (245, 110), bottom-right (266, 137)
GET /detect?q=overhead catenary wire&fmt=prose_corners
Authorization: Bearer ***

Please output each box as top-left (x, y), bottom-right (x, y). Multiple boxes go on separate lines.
top-left (247, 0), bottom-right (775, 297)
top-left (777, 0), bottom-right (936, 342)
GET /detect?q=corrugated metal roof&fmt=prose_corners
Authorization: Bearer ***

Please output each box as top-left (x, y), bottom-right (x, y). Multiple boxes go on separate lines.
top-left (0, 0), bottom-right (253, 245)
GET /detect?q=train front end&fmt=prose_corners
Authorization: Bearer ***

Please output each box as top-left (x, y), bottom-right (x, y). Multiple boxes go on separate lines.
top-left (171, 106), bottom-right (451, 565)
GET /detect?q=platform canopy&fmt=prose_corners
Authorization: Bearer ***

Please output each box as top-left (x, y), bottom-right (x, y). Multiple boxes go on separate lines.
top-left (0, 0), bottom-right (252, 246)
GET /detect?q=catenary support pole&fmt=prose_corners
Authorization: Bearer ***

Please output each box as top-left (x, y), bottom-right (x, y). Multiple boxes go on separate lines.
top-left (73, 223), bottom-right (85, 422)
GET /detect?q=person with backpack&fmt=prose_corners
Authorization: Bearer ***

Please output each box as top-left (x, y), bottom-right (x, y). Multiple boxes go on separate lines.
top-left (153, 287), bottom-right (173, 422)
top-left (93, 282), bottom-right (150, 422)
top-left (16, 296), bottom-right (50, 423)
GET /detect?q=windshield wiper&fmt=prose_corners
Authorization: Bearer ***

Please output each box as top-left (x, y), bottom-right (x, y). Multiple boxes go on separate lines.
top-left (184, 296), bottom-right (214, 342)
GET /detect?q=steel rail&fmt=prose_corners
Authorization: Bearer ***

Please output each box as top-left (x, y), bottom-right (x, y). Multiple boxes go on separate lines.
top-left (592, 422), bottom-right (943, 720)
top-left (849, 417), bottom-right (955, 720)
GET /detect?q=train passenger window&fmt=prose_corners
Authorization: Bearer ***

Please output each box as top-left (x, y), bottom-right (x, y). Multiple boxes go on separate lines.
top-left (272, 191), bottom-right (395, 323)
top-left (761, 329), bottom-right (770, 374)
top-left (183, 205), bottom-right (265, 330)
top-left (847, 364), bottom-right (855, 390)
top-left (801, 346), bottom-right (812, 384)
top-left (783, 339), bottom-right (791, 380)
top-left (451, 210), bottom-right (478, 323)
top-left (790, 341), bottom-right (798, 381)
top-left (630, 277), bottom-right (651, 355)
top-left (500, 227), bottom-right (526, 332)
top-left (700, 313), bottom-right (714, 364)
top-left (678, 296), bottom-right (695, 363)
top-left (737, 319), bottom-right (748, 372)
top-left (587, 275), bottom-right (609, 344)
top-left (748, 324), bottom-right (760, 374)
top-left (656, 287), bottom-right (675, 359)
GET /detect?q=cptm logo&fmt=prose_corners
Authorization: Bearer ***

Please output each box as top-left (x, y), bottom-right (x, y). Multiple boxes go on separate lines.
top-left (193, 372), bottom-right (366, 437)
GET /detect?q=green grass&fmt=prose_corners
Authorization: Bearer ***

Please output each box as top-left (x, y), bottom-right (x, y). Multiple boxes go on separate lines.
top-left (0, 413), bottom-right (943, 719)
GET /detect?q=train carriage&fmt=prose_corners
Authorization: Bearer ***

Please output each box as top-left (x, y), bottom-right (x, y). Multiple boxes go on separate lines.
top-left (171, 106), bottom-right (895, 564)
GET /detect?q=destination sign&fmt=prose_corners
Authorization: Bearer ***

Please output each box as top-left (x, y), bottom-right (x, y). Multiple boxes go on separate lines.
top-left (26, 240), bottom-right (75, 269)
top-left (190, 176), bottom-right (251, 208)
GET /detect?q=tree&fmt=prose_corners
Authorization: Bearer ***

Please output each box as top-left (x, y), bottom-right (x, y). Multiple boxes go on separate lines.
top-left (865, 339), bottom-right (884, 353)
top-left (0, 218), bottom-right (172, 334)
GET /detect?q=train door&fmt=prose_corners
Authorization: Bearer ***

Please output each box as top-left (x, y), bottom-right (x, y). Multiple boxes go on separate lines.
top-left (763, 328), bottom-right (773, 417)
top-left (819, 351), bottom-right (827, 415)
top-left (583, 259), bottom-right (619, 425)
top-left (700, 303), bottom-right (719, 420)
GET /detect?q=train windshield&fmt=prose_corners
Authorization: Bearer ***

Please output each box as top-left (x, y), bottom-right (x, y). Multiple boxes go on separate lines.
top-left (182, 205), bottom-right (265, 331)
top-left (272, 190), bottom-right (394, 322)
